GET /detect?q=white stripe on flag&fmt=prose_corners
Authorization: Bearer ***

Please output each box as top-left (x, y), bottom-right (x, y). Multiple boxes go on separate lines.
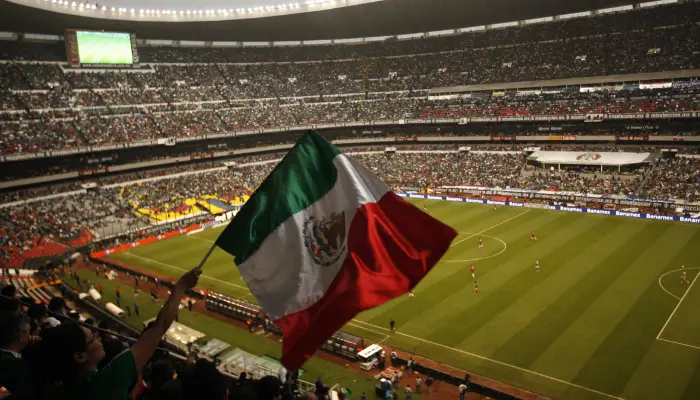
top-left (238, 155), bottom-right (389, 319)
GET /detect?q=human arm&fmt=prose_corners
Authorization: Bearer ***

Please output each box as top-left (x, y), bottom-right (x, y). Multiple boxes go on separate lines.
top-left (129, 268), bottom-right (201, 371)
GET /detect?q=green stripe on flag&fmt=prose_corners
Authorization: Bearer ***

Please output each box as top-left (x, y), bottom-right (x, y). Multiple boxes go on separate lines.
top-left (215, 131), bottom-right (341, 264)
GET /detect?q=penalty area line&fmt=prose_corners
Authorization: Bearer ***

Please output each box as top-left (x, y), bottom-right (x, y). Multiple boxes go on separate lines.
top-left (656, 337), bottom-right (700, 351)
top-left (348, 319), bottom-right (624, 400)
top-left (657, 267), bottom-right (700, 301)
top-left (122, 251), bottom-right (251, 292)
top-left (657, 269), bottom-right (700, 340)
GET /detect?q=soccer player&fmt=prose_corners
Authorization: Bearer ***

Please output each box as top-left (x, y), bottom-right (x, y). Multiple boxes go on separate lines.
top-left (535, 260), bottom-right (540, 272)
top-left (493, 204), bottom-right (497, 211)
top-left (531, 230), bottom-right (537, 241)
top-left (478, 237), bottom-right (483, 248)
top-left (681, 265), bottom-right (689, 284)
top-left (423, 203), bottom-right (428, 212)
top-left (470, 264), bottom-right (475, 278)
top-left (474, 279), bottom-right (479, 295)
top-left (390, 318), bottom-right (396, 334)
top-left (408, 291), bottom-right (415, 297)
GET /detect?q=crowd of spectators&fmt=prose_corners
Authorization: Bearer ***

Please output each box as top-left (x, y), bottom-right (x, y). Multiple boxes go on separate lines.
top-left (0, 156), bottom-right (281, 265)
top-left (642, 157), bottom-right (700, 201)
top-left (0, 148), bottom-right (672, 262)
top-left (0, 3), bottom-right (699, 261)
top-left (1, 1), bottom-right (700, 153)
top-left (0, 263), bottom-right (316, 399)
top-left (353, 152), bottom-right (524, 189)
top-left (521, 170), bottom-right (642, 196)
top-left (0, 190), bottom-right (133, 264)
top-left (1, 145), bottom-right (698, 264)
top-left (2, 87), bottom-right (699, 153)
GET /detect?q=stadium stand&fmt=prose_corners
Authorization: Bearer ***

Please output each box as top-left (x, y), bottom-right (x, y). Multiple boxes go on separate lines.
top-left (1, 2), bottom-right (700, 399)
top-left (3, 144), bottom-right (698, 269)
top-left (0, 2), bottom-right (699, 155)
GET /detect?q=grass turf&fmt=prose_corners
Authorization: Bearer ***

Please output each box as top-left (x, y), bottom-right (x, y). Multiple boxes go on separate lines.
top-left (108, 200), bottom-right (700, 400)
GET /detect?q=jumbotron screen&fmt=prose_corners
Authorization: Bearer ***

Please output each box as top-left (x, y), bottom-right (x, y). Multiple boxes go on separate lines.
top-left (76, 31), bottom-right (133, 65)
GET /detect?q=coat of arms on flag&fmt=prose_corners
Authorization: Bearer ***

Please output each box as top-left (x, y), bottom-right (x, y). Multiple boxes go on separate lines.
top-left (303, 211), bottom-right (347, 267)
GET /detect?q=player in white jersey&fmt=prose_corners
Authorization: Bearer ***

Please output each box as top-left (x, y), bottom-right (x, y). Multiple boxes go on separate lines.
top-left (535, 260), bottom-right (540, 272)
top-left (681, 265), bottom-right (689, 284)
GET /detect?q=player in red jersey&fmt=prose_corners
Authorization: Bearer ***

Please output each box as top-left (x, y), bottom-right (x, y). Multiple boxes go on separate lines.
top-left (478, 237), bottom-right (483, 248)
top-left (531, 230), bottom-right (537, 241)
top-left (470, 264), bottom-right (475, 278)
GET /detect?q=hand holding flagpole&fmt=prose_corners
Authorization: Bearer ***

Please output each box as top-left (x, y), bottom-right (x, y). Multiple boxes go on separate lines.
top-left (175, 243), bottom-right (214, 289)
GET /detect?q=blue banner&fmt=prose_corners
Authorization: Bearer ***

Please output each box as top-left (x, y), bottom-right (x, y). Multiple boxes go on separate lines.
top-left (397, 193), bottom-right (700, 224)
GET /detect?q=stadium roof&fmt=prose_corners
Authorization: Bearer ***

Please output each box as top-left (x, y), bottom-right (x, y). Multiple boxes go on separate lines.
top-left (1, 0), bottom-right (649, 41)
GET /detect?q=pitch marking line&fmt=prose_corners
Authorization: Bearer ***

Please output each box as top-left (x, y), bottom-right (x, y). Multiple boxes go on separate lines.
top-left (378, 335), bottom-right (392, 345)
top-left (657, 268), bottom-right (700, 341)
top-left (347, 319), bottom-right (624, 400)
top-left (122, 251), bottom-right (251, 292)
top-left (442, 233), bottom-right (507, 263)
top-left (186, 235), bottom-right (216, 244)
top-left (657, 267), bottom-right (700, 301)
top-left (657, 337), bottom-right (700, 351)
top-left (449, 210), bottom-right (530, 248)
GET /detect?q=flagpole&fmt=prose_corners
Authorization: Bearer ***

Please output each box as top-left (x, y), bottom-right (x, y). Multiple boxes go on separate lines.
top-left (196, 242), bottom-right (217, 269)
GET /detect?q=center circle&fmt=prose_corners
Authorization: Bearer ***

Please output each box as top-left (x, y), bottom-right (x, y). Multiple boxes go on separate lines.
top-left (441, 233), bottom-right (508, 263)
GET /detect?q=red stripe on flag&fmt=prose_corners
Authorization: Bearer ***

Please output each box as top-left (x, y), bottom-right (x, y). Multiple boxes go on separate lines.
top-left (274, 192), bottom-right (457, 370)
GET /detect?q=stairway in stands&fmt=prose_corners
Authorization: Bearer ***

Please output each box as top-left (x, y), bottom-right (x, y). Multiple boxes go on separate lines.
top-left (634, 150), bottom-right (662, 196)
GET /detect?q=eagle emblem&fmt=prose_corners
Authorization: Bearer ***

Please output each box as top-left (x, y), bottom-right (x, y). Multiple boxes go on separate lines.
top-left (303, 211), bottom-right (347, 267)
top-left (576, 153), bottom-right (602, 161)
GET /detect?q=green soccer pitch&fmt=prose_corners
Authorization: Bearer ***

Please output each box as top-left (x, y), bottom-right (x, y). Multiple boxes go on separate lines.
top-left (107, 200), bottom-right (700, 400)
top-left (77, 32), bottom-right (132, 65)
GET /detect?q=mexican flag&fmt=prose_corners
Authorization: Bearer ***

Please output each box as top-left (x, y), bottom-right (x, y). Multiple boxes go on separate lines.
top-left (215, 131), bottom-right (457, 369)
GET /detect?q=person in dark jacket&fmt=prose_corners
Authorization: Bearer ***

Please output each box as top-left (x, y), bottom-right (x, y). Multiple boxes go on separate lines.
top-left (0, 311), bottom-right (32, 397)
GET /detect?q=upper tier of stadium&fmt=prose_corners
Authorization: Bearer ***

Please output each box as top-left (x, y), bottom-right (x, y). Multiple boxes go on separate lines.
top-left (0, 0), bottom-right (698, 194)
top-left (3, 1), bottom-right (698, 60)
top-left (1, 1), bottom-right (699, 160)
